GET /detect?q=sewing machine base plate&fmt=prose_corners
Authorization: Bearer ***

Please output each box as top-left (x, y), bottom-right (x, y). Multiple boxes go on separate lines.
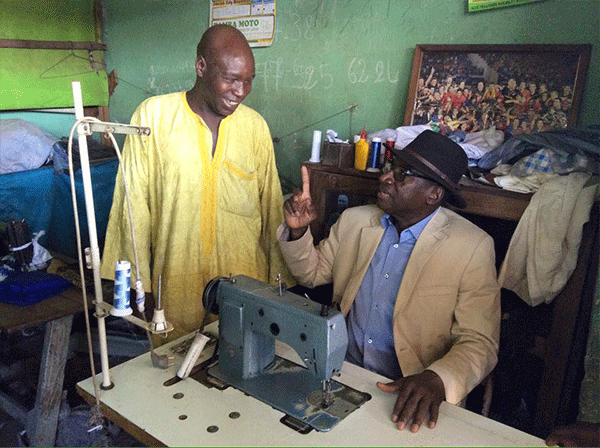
top-left (206, 357), bottom-right (371, 432)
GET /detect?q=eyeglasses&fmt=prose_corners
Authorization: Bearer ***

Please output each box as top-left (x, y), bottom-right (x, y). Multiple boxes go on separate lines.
top-left (382, 164), bottom-right (434, 184)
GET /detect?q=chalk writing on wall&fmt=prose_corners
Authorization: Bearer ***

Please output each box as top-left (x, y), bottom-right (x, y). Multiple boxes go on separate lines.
top-left (253, 57), bottom-right (399, 93)
top-left (146, 56), bottom-right (400, 96)
top-left (348, 58), bottom-right (399, 84)
top-left (147, 62), bottom-right (195, 96)
top-left (256, 56), bottom-right (285, 92)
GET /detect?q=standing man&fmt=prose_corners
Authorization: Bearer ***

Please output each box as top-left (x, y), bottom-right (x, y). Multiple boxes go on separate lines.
top-left (101, 25), bottom-right (292, 341)
top-left (278, 130), bottom-right (500, 432)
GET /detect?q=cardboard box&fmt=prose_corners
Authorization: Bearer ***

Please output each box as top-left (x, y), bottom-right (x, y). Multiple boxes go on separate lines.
top-left (322, 142), bottom-right (354, 168)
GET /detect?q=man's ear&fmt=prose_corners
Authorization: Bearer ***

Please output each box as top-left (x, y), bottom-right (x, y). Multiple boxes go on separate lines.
top-left (195, 55), bottom-right (207, 78)
top-left (425, 185), bottom-right (445, 206)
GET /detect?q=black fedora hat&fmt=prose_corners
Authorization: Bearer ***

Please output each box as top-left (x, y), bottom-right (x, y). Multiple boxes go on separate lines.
top-left (391, 130), bottom-right (468, 208)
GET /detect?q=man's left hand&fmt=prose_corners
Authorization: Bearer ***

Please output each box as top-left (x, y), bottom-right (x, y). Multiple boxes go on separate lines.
top-left (377, 369), bottom-right (445, 432)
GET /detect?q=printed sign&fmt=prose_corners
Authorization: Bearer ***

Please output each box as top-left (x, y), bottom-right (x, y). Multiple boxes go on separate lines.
top-left (210, 0), bottom-right (276, 47)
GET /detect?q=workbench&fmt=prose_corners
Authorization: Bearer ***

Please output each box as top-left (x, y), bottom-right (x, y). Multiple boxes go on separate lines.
top-left (76, 327), bottom-right (544, 446)
top-left (0, 286), bottom-right (90, 447)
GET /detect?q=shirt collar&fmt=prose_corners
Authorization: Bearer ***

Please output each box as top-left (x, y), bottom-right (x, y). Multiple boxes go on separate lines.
top-left (381, 208), bottom-right (438, 240)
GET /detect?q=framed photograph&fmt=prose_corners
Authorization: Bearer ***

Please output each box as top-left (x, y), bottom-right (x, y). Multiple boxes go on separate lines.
top-left (403, 44), bottom-right (591, 138)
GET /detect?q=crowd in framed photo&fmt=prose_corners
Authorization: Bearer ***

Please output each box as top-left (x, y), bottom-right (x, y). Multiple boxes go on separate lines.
top-left (411, 51), bottom-right (579, 140)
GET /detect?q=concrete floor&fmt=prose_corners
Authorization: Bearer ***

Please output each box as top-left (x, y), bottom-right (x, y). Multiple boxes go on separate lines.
top-left (0, 407), bottom-right (23, 447)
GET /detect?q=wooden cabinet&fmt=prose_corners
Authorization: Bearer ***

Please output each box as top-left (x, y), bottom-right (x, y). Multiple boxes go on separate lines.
top-left (304, 162), bottom-right (532, 241)
top-left (304, 163), bottom-right (380, 243)
top-left (303, 162), bottom-right (598, 438)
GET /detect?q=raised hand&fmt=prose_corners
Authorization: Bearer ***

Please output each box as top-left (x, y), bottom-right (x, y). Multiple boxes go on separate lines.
top-left (283, 166), bottom-right (317, 239)
top-left (376, 369), bottom-right (446, 432)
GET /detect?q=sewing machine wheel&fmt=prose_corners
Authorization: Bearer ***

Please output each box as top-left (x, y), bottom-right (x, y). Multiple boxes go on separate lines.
top-left (202, 276), bottom-right (226, 315)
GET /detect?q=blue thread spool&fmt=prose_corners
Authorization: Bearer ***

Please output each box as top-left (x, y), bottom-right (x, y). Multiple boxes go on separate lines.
top-left (367, 137), bottom-right (382, 172)
top-left (111, 260), bottom-right (132, 316)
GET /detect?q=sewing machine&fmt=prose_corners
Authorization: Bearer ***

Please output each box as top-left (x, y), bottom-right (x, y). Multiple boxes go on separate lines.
top-left (203, 275), bottom-right (370, 432)
top-left (76, 273), bottom-right (545, 445)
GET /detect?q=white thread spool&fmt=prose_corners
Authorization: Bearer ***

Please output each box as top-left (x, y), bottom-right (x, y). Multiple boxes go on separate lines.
top-left (111, 260), bottom-right (132, 316)
top-left (310, 130), bottom-right (322, 162)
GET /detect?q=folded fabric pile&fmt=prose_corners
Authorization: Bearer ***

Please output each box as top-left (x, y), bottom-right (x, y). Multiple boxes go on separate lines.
top-left (479, 126), bottom-right (600, 193)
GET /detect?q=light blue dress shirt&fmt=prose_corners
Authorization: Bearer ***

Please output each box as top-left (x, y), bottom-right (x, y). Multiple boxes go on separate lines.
top-left (345, 211), bottom-right (436, 380)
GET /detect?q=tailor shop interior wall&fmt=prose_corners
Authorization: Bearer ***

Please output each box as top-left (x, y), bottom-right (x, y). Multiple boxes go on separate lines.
top-left (101, 0), bottom-right (600, 193)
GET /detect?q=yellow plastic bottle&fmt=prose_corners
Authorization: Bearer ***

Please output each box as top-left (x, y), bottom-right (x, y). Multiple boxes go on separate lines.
top-left (354, 126), bottom-right (369, 170)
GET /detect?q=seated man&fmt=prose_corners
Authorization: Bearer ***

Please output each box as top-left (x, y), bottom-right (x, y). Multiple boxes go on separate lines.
top-left (278, 130), bottom-right (500, 432)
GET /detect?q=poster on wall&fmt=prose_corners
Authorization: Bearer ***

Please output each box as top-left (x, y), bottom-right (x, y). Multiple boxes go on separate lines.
top-left (210, 0), bottom-right (276, 47)
top-left (468, 0), bottom-right (546, 12)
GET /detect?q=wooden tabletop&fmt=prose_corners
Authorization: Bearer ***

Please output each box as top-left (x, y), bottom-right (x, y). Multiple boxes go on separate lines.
top-left (0, 286), bottom-right (91, 333)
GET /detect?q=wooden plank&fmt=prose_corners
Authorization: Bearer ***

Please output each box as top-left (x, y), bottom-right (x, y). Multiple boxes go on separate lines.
top-left (0, 287), bottom-right (90, 333)
top-left (458, 183), bottom-right (531, 221)
top-left (0, 390), bottom-right (28, 426)
top-left (532, 203), bottom-right (600, 436)
top-left (0, 38), bottom-right (106, 51)
top-left (93, 0), bottom-right (104, 44)
top-left (26, 315), bottom-right (73, 447)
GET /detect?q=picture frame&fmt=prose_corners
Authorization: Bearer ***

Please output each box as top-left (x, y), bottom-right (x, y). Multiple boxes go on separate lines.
top-left (403, 44), bottom-right (591, 138)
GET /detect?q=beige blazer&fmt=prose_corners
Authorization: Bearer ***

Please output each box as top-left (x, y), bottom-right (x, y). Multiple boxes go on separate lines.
top-left (278, 205), bottom-right (500, 404)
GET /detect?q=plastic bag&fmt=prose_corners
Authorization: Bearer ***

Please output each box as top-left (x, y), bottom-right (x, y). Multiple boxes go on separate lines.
top-left (0, 119), bottom-right (58, 174)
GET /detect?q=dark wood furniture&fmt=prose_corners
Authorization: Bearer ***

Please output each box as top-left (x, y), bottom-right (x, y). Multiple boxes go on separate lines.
top-left (0, 287), bottom-right (90, 446)
top-left (304, 163), bottom-right (531, 242)
top-left (303, 162), bottom-right (598, 438)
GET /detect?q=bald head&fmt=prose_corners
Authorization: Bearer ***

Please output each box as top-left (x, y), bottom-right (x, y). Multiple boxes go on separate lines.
top-left (197, 24), bottom-right (252, 62)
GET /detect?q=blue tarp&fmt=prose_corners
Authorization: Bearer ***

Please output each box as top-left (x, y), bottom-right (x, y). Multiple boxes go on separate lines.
top-left (0, 159), bottom-right (118, 260)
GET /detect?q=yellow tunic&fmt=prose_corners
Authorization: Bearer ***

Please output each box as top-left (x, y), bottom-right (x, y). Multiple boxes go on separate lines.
top-left (101, 92), bottom-right (293, 340)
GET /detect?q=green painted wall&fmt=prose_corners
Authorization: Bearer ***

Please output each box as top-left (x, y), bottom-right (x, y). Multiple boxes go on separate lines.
top-left (102, 0), bottom-right (600, 192)
top-left (0, 0), bottom-right (108, 110)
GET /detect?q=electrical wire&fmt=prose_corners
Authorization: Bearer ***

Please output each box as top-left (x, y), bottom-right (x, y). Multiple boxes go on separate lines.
top-left (272, 103), bottom-right (358, 143)
top-left (40, 50), bottom-right (107, 79)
